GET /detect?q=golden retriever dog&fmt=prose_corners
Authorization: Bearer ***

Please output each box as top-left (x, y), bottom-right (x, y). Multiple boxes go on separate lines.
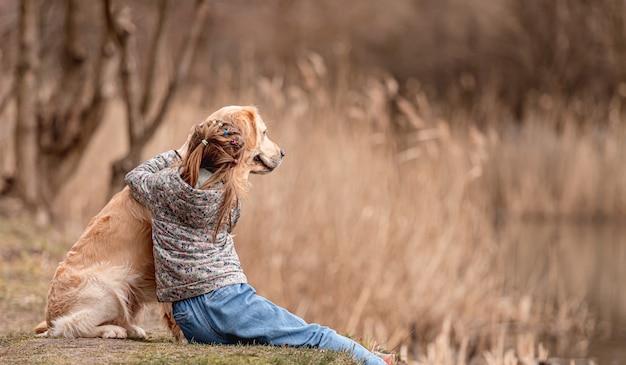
top-left (34, 105), bottom-right (284, 340)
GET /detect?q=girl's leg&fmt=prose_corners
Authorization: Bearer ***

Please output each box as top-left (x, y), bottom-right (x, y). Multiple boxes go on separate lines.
top-left (174, 283), bottom-right (386, 365)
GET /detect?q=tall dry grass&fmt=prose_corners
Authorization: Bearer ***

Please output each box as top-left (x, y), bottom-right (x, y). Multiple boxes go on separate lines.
top-left (49, 53), bottom-right (625, 363)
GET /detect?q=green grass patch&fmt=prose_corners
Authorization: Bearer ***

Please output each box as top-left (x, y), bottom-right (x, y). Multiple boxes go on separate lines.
top-left (0, 333), bottom-right (358, 365)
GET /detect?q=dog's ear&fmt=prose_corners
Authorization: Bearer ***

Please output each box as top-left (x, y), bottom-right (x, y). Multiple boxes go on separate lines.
top-left (234, 107), bottom-right (259, 146)
top-left (239, 107), bottom-right (257, 125)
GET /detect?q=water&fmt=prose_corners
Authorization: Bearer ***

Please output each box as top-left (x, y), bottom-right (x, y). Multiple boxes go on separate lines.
top-left (498, 220), bottom-right (626, 364)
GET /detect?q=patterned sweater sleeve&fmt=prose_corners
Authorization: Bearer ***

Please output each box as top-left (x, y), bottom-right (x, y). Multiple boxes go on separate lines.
top-left (124, 150), bottom-right (181, 207)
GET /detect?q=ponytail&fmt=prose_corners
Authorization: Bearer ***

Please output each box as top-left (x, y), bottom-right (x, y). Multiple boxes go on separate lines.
top-left (177, 121), bottom-right (247, 239)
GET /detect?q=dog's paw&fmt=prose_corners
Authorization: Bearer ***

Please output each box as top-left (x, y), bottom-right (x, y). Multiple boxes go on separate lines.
top-left (99, 325), bottom-right (128, 339)
top-left (127, 325), bottom-right (146, 339)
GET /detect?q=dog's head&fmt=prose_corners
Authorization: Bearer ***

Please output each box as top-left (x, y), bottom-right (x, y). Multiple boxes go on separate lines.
top-left (205, 105), bottom-right (284, 176)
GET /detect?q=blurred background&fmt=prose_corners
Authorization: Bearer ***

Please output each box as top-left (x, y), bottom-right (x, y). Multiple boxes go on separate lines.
top-left (1, 0), bottom-right (625, 363)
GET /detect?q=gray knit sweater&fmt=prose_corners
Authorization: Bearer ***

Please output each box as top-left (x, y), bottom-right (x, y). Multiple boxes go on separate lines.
top-left (125, 150), bottom-right (247, 302)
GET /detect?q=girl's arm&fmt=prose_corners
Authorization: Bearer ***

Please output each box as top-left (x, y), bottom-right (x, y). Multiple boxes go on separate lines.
top-left (124, 150), bottom-right (181, 207)
top-left (125, 126), bottom-right (193, 206)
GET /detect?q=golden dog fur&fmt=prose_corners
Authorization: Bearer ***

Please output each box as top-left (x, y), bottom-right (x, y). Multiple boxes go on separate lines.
top-left (34, 106), bottom-right (283, 340)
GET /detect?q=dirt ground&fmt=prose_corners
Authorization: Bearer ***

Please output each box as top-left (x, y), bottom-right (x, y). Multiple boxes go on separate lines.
top-left (2, 335), bottom-right (170, 365)
top-left (1, 333), bottom-right (356, 365)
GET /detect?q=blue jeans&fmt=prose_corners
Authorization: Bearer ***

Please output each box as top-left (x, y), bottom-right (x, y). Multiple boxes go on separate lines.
top-left (172, 283), bottom-right (385, 365)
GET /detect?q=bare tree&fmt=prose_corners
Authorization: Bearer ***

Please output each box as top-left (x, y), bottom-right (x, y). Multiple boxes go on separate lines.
top-left (0, 77), bottom-right (13, 120)
top-left (36, 0), bottom-right (115, 216)
top-left (5, 0), bottom-right (208, 222)
top-left (14, 0), bottom-right (39, 214)
top-left (10, 0), bottom-right (117, 223)
top-left (105, 0), bottom-right (210, 195)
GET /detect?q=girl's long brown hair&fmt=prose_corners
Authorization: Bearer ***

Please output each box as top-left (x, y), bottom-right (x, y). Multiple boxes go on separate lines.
top-left (178, 121), bottom-right (247, 238)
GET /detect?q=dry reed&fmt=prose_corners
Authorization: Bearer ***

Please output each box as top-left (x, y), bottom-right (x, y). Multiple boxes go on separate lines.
top-left (46, 53), bottom-right (622, 364)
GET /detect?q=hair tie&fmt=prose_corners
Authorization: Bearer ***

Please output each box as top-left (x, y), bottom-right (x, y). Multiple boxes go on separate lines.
top-left (230, 140), bottom-right (236, 145)
top-left (233, 159), bottom-right (238, 164)
top-left (223, 129), bottom-right (229, 135)
top-left (201, 139), bottom-right (208, 146)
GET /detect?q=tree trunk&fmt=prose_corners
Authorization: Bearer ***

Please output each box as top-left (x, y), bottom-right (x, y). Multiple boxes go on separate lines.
top-left (36, 0), bottom-right (115, 215)
top-left (107, 0), bottom-right (210, 196)
top-left (7, 0), bottom-right (116, 222)
top-left (14, 0), bottom-right (40, 215)
top-left (8, 0), bottom-right (208, 219)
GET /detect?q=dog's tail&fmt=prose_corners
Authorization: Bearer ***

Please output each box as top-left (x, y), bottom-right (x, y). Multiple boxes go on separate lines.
top-left (159, 302), bottom-right (187, 343)
top-left (34, 320), bottom-right (48, 336)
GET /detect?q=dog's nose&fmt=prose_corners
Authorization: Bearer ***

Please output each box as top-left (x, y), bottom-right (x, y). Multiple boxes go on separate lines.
top-left (280, 149), bottom-right (285, 157)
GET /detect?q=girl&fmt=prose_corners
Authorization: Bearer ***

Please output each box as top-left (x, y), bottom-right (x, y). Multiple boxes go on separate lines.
top-left (125, 121), bottom-right (393, 365)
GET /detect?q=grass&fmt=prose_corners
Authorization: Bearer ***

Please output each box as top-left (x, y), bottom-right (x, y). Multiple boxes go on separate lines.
top-left (0, 216), bottom-right (67, 334)
top-left (0, 332), bottom-right (356, 365)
